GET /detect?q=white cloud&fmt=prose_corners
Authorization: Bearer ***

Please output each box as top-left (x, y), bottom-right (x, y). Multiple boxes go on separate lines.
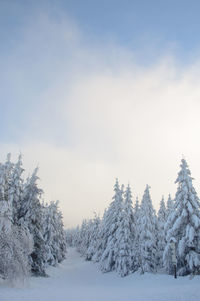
top-left (2, 13), bottom-right (200, 226)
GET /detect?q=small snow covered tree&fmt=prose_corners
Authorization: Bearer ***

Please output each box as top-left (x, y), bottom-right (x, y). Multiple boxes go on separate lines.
top-left (115, 184), bottom-right (134, 277)
top-left (100, 179), bottom-right (123, 272)
top-left (76, 219), bottom-right (91, 256)
top-left (66, 228), bottom-right (77, 247)
top-left (166, 194), bottom-right (174, 219)
top-left (42, 203), bottom-right (55, 266)
top-left (70, 226), bottom-right (80, 248)
top-left (132, 196), bottom-right (140, 271)
top-left (2, 153), bottom-right (14, 204)
top-left (163, 159), bottom-right (200, 276)
top-left (0, 221), bottom-right (33, 283)
top-left (163, 194), bottom-right (174, 271)
top-left (10, 154), bottom-right (24, 225)
top-left (51, 201), bottom-right (67, 263)
top-left (86, 213), bottom-right (101, 261)
top-left (138, 185), bottom-right (157, 273)
top-left (0, 158), bottom-right (33, 283)
top-left (157, 196), bottom-right (167, 269)
top-left (91, 213), bottom-right (106, 262)
top-left (19, 168), bottom-right (47, 276)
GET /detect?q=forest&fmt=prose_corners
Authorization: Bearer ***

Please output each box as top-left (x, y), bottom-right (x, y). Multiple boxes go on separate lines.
top-left (67, 159), bottom-right (200, 277)
top-left (0, 154), bottom-right (66, 283)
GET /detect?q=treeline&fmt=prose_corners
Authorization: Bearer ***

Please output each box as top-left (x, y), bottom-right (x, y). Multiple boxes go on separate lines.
top-left (67, 159), bottom-right (200, 277)
top-left (0, 154), bottom-right (66, 283)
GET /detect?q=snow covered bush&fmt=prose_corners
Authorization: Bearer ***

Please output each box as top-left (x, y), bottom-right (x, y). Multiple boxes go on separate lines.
top-left (0, 199), bottom-right (33, 283)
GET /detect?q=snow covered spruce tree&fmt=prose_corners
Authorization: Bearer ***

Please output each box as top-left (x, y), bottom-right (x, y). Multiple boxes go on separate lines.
top-left (100, 179), bottom-right (124, 273)
top-left (163, 159), bottom-right (200, 276)
top-left (43, 201), bottom-right (67, 266)
top-left (76, 219), bottom-right (90, 256)
top-left (132, 196), bottom-right (140, 271)
top-left (51, 201), bottom-right (67, 263)
top-left (18, 168), bottom-right (47, 276)
top-left (115, 184), bottom-right (135, 276)
top-left (69, 226), bottom-right (80, 248)
top-left (163, 194), bottom-right (174, 270)
top-left (0, 203), bottom-right (33, 283)
top-left (166, 194), bottom-right (174, 219)
top-left (85, 214), bottom-right (101, 261)
top-left (66, 227), bottom-right (77, 247)
top-left (2, 154), bottom-right (14, 204)
top-left (90, 213), bottom-right (106, 262)
top-left (157, 196), bottom-right (167, 269)
top-left (10, 154), bottom-right (24, 225)
top-left (0, 156), bottom-right (33, 283)
top-left (138, 185), bottom-right (157, 273)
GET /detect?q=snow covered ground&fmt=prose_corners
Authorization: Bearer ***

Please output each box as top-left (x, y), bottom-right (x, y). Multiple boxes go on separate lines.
top-left (1, 247), bottom-right (200, 301)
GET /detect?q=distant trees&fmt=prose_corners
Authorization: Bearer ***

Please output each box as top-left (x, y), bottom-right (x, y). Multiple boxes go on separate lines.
top-left (67, 158), bottom-right (200, 277)
top-left (0, 154), bottom-right (66, 283)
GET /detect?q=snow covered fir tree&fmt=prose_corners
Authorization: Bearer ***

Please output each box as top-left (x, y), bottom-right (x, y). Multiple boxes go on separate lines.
top-left (157, 196), bottom-right (167, 269)
top-left (163, 159), bottom-right (200, 276)
top-left (67, 159), bottom-right (200, 278)
top-left (2, 153), bottom-right (200, 282)
top-left (0, 154), bottom-right (67, 283)
top-left (138, 185), bottom-right (157, 273)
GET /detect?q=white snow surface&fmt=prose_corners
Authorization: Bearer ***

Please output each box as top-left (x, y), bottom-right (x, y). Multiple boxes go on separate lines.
top-left (1, 248), bottom-right (200, 301)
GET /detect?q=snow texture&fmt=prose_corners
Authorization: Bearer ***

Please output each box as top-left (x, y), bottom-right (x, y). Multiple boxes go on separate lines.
top-left (1, 248), bottom-right (200, 301)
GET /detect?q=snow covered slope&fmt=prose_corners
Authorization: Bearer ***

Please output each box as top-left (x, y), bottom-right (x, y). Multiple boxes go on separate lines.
top-left (0, 248), bottom-right (200, 301)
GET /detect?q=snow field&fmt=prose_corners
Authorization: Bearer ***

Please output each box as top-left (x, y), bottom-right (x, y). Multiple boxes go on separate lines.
top-left (1, 248), bottom-right (200, 301)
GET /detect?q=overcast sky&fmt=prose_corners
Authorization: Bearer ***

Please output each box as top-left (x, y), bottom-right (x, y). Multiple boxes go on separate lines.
top-left (1, 0), bottom-right (200, 227)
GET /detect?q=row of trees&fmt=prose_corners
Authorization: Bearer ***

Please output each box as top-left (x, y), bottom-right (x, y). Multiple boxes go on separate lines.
top-left (66, 159), bottom-right (200, 277)
top-left (0, 154), bottom-right (66, 283)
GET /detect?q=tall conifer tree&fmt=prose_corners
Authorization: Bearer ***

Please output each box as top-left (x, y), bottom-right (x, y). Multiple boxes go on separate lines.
top-left (115, 184), bottom-right (134, 276)
top-left (138, 185), bottom-right (157, 273)
top-left (164, 159), bottom-right (200, 275)
top-left (100, 179), bottom-right (123, 272)
top-left (19, 168), bottom-right (47, 276)
top-left (157, 196), bottom-right (167, 268)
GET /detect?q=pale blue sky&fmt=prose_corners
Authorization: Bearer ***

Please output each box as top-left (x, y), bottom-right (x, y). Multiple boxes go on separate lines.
top-left (1, 0), bottom-right (200, 144)
top-left (1, 1), bottom-right (200, 57)
top-left (1, 1), bottom-right (200, 226)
